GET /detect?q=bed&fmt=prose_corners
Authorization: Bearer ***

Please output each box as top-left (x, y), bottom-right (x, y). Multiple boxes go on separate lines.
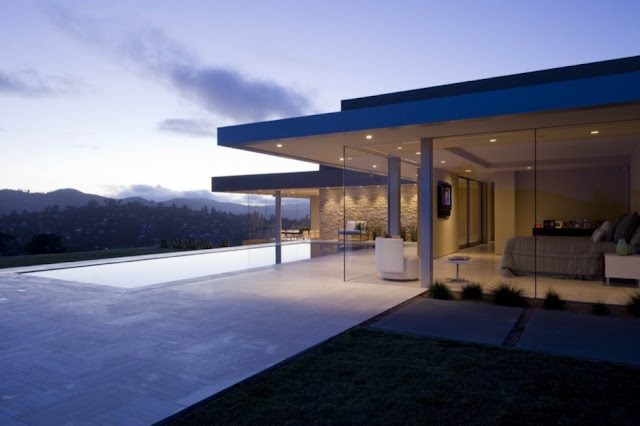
top-left (499, 236), bottom-right (635, 278)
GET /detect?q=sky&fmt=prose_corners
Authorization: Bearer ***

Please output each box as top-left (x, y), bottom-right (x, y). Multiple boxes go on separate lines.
top-left (1, 0), bottom-right (639, 202)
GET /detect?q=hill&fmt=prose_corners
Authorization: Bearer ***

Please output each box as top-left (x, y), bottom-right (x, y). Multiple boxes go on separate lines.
top-left (0, 189), bottom-right (308, 219)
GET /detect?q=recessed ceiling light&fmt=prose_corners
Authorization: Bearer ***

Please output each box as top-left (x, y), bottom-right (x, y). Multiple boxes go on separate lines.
top-left (339, 157), bottom-right (344, 161)
top-left (526, 166), bottom-right (532, 170)
top-left (372, 164), bottom-right (377, 168)
top-left (465, 169), bottom-right (472, 173)
top-left (591, 130), bottom-right (599, 134)
top-left (440, 160), bottom-right (446, 164)
top-left (365, 135), bottom-right (373, 139)
top-left (416, 151), bottom-right (421, 155)
top-left (489, 138), bottom-right (497, 143)
top-left (276, 143), bottom-right (283, 148)
top-left (347, 157), bottom-right (352, 160)
top-left (397, 146), bottom-right (402, 150)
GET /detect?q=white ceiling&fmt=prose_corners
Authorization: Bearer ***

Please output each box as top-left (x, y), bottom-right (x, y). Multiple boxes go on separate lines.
top-left (242, 102), bottom-right (640, 184)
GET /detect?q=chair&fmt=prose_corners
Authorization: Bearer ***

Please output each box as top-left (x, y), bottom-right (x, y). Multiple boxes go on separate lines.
top-left (375, 237), bottom-right (420, 281)
top-left (338, 220), bottom-right (367, 241)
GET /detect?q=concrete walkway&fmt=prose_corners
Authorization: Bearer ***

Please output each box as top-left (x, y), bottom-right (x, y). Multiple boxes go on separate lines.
top-left (370, 297), bottom-right (640, 367)
top-left (0, 256), bottom-right (423, 425)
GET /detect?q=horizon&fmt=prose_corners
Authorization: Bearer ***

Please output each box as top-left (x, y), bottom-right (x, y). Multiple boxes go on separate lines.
top-left (0, 186), bottom-right (310, 206)
top-left (2, 1), bottom-right (639, 200)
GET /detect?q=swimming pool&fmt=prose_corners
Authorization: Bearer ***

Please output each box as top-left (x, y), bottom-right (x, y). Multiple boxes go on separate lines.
top-left (25, 243), bottom-right (316, 289)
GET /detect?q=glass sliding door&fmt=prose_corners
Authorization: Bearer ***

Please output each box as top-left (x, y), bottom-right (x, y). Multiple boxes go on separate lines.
top-left (457, 176), bottom-right (482, 248)
top-left (457, 177), bottom-right (468, 247)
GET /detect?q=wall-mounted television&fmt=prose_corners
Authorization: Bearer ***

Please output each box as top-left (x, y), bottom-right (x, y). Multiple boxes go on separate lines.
top-left (437, 181), bottom-right (452, 218)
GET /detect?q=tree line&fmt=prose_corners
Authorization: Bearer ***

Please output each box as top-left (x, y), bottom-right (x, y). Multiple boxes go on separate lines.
top-left (0, 201), bottom-right (310, 255)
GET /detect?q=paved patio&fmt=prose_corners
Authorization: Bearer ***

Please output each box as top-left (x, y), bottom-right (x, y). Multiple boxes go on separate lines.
top-left (0, 253), bottom-right (423, 425)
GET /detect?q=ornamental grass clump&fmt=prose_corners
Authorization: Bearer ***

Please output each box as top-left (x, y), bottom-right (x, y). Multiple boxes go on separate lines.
top-left (490, 283), bottom-right (528, 308)
top-left (627, 292), bottom-right (640, 317)
top-left (592, 301), bottom-right (610, 316)
top-left (543, 288), bottom-right (566, 310)
top-left (461, 283), bottom-right (483, 301)
top-left (428, 281), bottom-right (453, 300)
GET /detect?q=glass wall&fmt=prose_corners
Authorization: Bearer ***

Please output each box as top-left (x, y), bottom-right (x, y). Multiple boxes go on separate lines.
top-left (531, 121), bottom-right (640, 305)
top-left (432, 129), bottom-right (536, 298)
top-left (301, 117), bottom-right (640, 307)
top-left (343, 147), bottom-right (386, 282)
top-left (427, 120), bottom-right (640, 305)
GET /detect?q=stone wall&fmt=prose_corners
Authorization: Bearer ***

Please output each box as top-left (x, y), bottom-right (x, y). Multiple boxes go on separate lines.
top-left (319, 185), bottom-right (418, 240)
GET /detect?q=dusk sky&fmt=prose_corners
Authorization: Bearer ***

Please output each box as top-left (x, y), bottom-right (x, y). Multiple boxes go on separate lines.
top-left (2, 0), bottom-right (639, 202)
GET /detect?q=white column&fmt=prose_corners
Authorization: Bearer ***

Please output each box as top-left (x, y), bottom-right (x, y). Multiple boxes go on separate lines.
top-left (419, 138), bottom-right (433, 288)
top-left (388, 156), bottom-right (401, 236)
top-left (275, 190), bottom-right (282, 264)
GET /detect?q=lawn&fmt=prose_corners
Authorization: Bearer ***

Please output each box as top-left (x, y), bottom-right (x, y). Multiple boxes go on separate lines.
top-left (168, 327), bottom-right (640, 425)
top-left (0, 247), bottom-right (178, 269)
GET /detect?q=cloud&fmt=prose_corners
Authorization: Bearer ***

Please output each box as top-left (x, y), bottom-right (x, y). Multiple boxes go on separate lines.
top-left (157, 118), bottom-right (217, 137)
top-left (107, 184), bottom-right (304, 204)
top-left (0, 69), bottom-right (76, 96)
top-left (66, 143), bottom-right (100, 151)
top-left (166, 65), bottom-right (310, 122)
top-left (108, 184), bottom-right (217, 202)
top-left (46, 5), bottom-right (311, 122)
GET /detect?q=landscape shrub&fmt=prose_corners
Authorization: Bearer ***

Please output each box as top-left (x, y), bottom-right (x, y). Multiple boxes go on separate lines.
top-left (428, 281), bottom-right (453, 300)
top-left (543, 288), bottom-right (566, 310)
top-left (461, 283), bottom-right (483, 301)
top-left (490, 283), bottom-right (528, 307)
top-left (627, 292), bottom-right (640, 317)
top-left (171, 238), bottom-right (186, 249)
top-left (592, 301), bottom-right (610, 316)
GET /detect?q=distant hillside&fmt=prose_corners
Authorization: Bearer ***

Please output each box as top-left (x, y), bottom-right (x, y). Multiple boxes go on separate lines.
top-left (0, 189), bottom-right (309, 219)
top-left (0, 189), bottom-right (107, 215)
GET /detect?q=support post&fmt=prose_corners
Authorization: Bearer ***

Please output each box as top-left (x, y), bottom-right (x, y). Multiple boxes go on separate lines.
top-left (275, 190), bottom-right (282, 264)
top-left (388, 156), bottom-right (401, 237)
top-left (419, 138), bottom-right (433, 288)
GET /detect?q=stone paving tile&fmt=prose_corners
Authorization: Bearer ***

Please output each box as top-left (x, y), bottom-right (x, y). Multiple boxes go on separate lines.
top-left (0, 368), bottom-right (79, 418)
top-left (0, 411), bottom-right (27, 426)
top-left (0, 256), bottom-right (423, 424)
top-left (91, 396), bottom-right (185, 426)
top-left (371, 298), bottom-right (523, 346)
top-left (518, 309), bottom-right (640, 366)
top-left (16, 383), bottom-right (141, 425)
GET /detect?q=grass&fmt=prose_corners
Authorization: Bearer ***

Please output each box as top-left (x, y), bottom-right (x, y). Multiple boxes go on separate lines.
top-left (543, 288), bottom-right (566, 310)
top-left (427, 281), bottom-right (453, 300)
top-left (0, 247), bottom-right (179, 269)
top-left (490, 283), bottom-right (529, 307)
top-left (168, 327), bottom-right (640, 425)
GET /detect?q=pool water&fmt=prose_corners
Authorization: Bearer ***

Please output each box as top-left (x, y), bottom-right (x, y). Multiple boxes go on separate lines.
top-left (26, 243), bottom-right (315, 289)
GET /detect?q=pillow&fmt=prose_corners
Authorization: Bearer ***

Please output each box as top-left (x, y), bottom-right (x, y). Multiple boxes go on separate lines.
top-left (591, 228), bottom-right (606, 242)
top-left (630, 224), bottom-right (640, 246)
top-left (346, 221), bottom-right (356, 231)
top-left (601, 221), bottom-right (614, 241)
top-left (613, 212), bottom-right (639, 242)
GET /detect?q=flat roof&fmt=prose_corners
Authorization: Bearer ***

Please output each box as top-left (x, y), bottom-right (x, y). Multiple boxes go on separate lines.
top-left (218, 56), bottom-right (640, 149)
top-left (341, 56), bottom-right (640, 111)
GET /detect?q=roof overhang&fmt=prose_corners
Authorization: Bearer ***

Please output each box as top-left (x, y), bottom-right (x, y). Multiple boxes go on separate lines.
top-left (216, 56), bottom-right (640, 182)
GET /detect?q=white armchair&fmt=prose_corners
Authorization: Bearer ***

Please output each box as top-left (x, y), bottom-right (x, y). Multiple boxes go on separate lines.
top-left (375, 237), bottom-right (420, 281)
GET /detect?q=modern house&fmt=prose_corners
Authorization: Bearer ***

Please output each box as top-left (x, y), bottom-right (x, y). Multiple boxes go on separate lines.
top-left (213, 55), bottom-right (640, 304)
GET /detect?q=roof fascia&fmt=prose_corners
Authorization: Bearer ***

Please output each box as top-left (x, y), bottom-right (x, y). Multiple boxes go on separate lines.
top-left (342, 56), bottom-right (640, 110)
top-left (218, 70), bottom-right (640, 147)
